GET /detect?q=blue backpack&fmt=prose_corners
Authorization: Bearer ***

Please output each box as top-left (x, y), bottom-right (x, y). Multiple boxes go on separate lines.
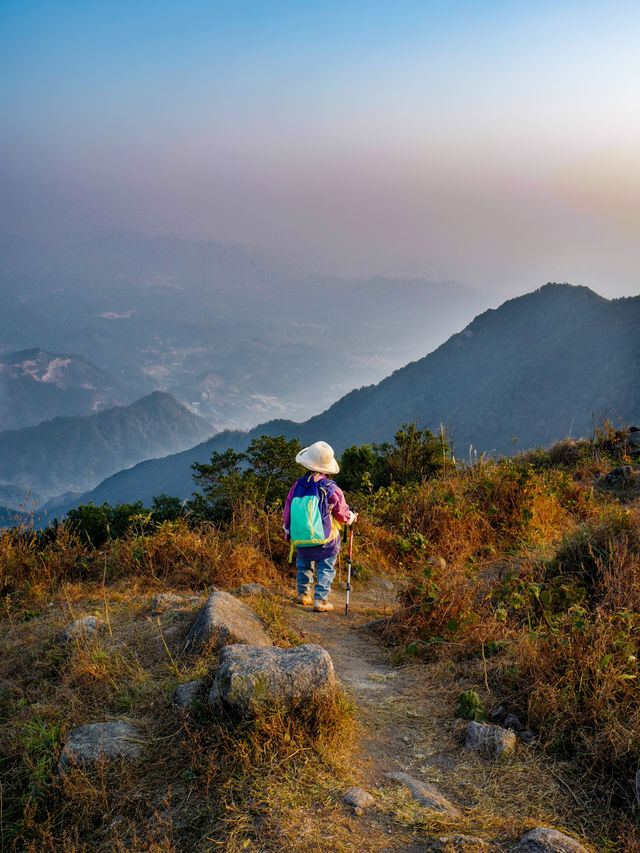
top-left (288, 474), bottom-right (340, 559)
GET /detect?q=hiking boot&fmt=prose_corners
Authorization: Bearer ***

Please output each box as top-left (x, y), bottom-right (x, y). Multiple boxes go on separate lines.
top-left (297, 593), bottom-right (313, 606)
top-left (313, 600), bottom-right (334, 612)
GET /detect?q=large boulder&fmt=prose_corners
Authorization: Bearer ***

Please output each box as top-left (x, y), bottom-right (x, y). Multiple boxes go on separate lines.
top-left (464, 721), bottom-right (516, 758)
top-left (512, 827), bottom-right (589, 853)
top-left (209, 643), bottom-right (335, 717)
top-left (58, 720), bottom-right (142, 773)
top-left (185, 591), bottom-right (272, 653)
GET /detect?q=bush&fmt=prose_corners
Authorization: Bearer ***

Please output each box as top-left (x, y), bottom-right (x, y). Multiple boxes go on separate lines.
top-left (66, 502), bottom-right (147, 548)
top-left (338, 422), bottom-right (450, 492)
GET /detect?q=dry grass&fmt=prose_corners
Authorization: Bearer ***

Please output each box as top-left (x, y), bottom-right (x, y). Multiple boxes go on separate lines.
top-left (2, 433), bottom-right (640, 850)
top-left (0, 574), bottom-right (356, 852)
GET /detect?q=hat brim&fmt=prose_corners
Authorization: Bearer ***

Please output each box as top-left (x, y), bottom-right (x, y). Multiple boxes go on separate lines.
top-left (295, 447), bottom-right (340, 475)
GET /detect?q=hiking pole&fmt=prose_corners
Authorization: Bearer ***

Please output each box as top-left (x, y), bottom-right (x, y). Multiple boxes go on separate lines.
top-left (344, 506), bottom-right (358, 616)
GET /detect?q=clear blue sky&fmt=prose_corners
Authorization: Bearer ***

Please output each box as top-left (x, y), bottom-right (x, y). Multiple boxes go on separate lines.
top-left (2, 0), bottom-right (639, 295)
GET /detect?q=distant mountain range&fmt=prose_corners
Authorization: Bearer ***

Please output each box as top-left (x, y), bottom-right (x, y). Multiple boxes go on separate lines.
top-left (46, 283), bottom-right (640, 514)
top-left (0, 230), bottom-right (490, 430)
top-left (0, 391), bottom-right (213, 504)
top-left (0, 348), bottom-right (135, 430)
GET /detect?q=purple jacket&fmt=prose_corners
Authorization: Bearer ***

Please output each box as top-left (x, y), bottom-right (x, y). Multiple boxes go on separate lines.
top-left (283, 472), bottom-right (352, 560)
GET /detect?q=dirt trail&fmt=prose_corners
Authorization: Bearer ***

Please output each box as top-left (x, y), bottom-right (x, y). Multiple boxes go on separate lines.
top-left (288, 577), bottom-right (441, 784)
top-left (284, 574), bottom-right (594, 853)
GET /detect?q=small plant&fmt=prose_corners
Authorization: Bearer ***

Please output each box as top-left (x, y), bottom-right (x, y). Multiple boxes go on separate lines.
top-left (455, 689), bottom-right (487, 721)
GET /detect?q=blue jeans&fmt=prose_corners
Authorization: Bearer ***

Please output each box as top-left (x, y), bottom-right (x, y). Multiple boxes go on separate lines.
top-left (296, 553), bottom-right (337, 602)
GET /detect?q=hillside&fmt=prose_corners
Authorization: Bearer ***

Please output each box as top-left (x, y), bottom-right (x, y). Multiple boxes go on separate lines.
top-left (56, 283), bottom-right (639, 511)
top-left (0, 348), bottom-right (134, 430)
top-left (298, 283), bottom-right (640, 452)
top-left (3, 430), bottom-right (640, 851)
top-left (0, 392), bottom-right (213, 503)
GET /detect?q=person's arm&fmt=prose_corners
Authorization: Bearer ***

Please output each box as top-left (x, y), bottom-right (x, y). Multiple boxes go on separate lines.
top-left (328, 484), bottom-right (357, 525)
top-left (283, 483), bottom-right (296, 540)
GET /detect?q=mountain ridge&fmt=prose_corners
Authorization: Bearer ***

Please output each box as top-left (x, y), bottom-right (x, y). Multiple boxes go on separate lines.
top-left (0, 391), bottom-right (213, 503)
top-left (44, 283), bottom-right (640, 515)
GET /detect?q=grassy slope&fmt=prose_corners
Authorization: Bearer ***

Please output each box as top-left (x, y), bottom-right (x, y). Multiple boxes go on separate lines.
top-left (2, 431), bottom-right (640, 850)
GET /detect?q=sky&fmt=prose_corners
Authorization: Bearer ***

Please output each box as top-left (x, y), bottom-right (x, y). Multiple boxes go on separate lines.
top-left (1, 0), bottom-right (640, 297)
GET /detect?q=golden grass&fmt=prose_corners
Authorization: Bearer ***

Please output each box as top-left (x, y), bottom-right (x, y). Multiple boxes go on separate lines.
top-left (2, 438), bottom-right (640, 850)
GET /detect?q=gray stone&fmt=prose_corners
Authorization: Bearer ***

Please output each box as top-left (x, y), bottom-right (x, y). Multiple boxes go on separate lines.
top-left (504, 713), bottom-right (524, 732)
top-left (513, 827), bottom-right (589, 853)
top-left (628, 430), bottom-right (640, 448)
top-left (185, 591), bottom-right (272, 653)
top-left (343, 786), bottom-right (375, 813)
top-left (58, 720), bottom-right (142, 773)
top-left (489, 705), bottom-right (506, 724)
top-left (428, 837), bottom-right (493, 852)
top-left (464, 721), bottom-right (516, 758)
top-left (517, 730), bottom-right (537, 745)
top-left (172, 680), bottom-right (205, 711)
top-left (61, 615), bottom-right (102, 643)
top-left (385, 771), bottom-right (462, 818)
top-left (237, 583), bottom-right (274, 598)
top-left (209, 643), bottom-right (335, 717)
top-left (151, 593), bottom-right (200, 614)
top-left (359, 617), bottom-right (390, 633)
top-left (604, 465), bottom-right (633, 486)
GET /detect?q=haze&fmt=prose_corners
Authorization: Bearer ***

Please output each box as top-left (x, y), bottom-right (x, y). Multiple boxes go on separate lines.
top-left (2, 0), bottom-right (640, 297)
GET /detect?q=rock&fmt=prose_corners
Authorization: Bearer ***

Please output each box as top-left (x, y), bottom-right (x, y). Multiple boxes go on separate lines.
top-left (358, 618), bottom-right (390, 634)
top-left (428, 836), bottom-right (493, 852)
top-left (464, 721), bottom-right (516, 758)
top-left (489, 705), bottom-right (507, 724)
top-left (151, 593), bottom-right (200, 614)
top-left (343, 786), bottom-right (375, 813)
top-left (58, 720), bottom-right (142, 773)
top-left (173, 680), bottom-right (205, 711)
top-left (504, 713), bottom-right (524, 732)
top-left (61, 615), bottom-right (103, 643)
top-left (385, 771), bottom-right (462, 818)
top-left (426, 556), bottom-right (447, 571)
top-left (185, 591), bottom-right (272, 653)
top-left (604, 465), bottom-right (633, 486)
top-left (512, 827), bottom-right (589, 853)
top-left (237, 583), bottom-right (274, 598)
top-left (359, 617), bottom-right (390, 633)
top-left (518, 730), bottom-right (537, 745)
top-left (209, 643), bottom-right (335, 717)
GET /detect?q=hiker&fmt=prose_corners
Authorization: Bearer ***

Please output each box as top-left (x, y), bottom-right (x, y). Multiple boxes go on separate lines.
top-left (283, 441), bottom-right (357, 612)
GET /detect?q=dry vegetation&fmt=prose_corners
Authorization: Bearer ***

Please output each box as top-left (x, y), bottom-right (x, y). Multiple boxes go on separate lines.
top-left (2, 426), bottom-right (640, 850)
